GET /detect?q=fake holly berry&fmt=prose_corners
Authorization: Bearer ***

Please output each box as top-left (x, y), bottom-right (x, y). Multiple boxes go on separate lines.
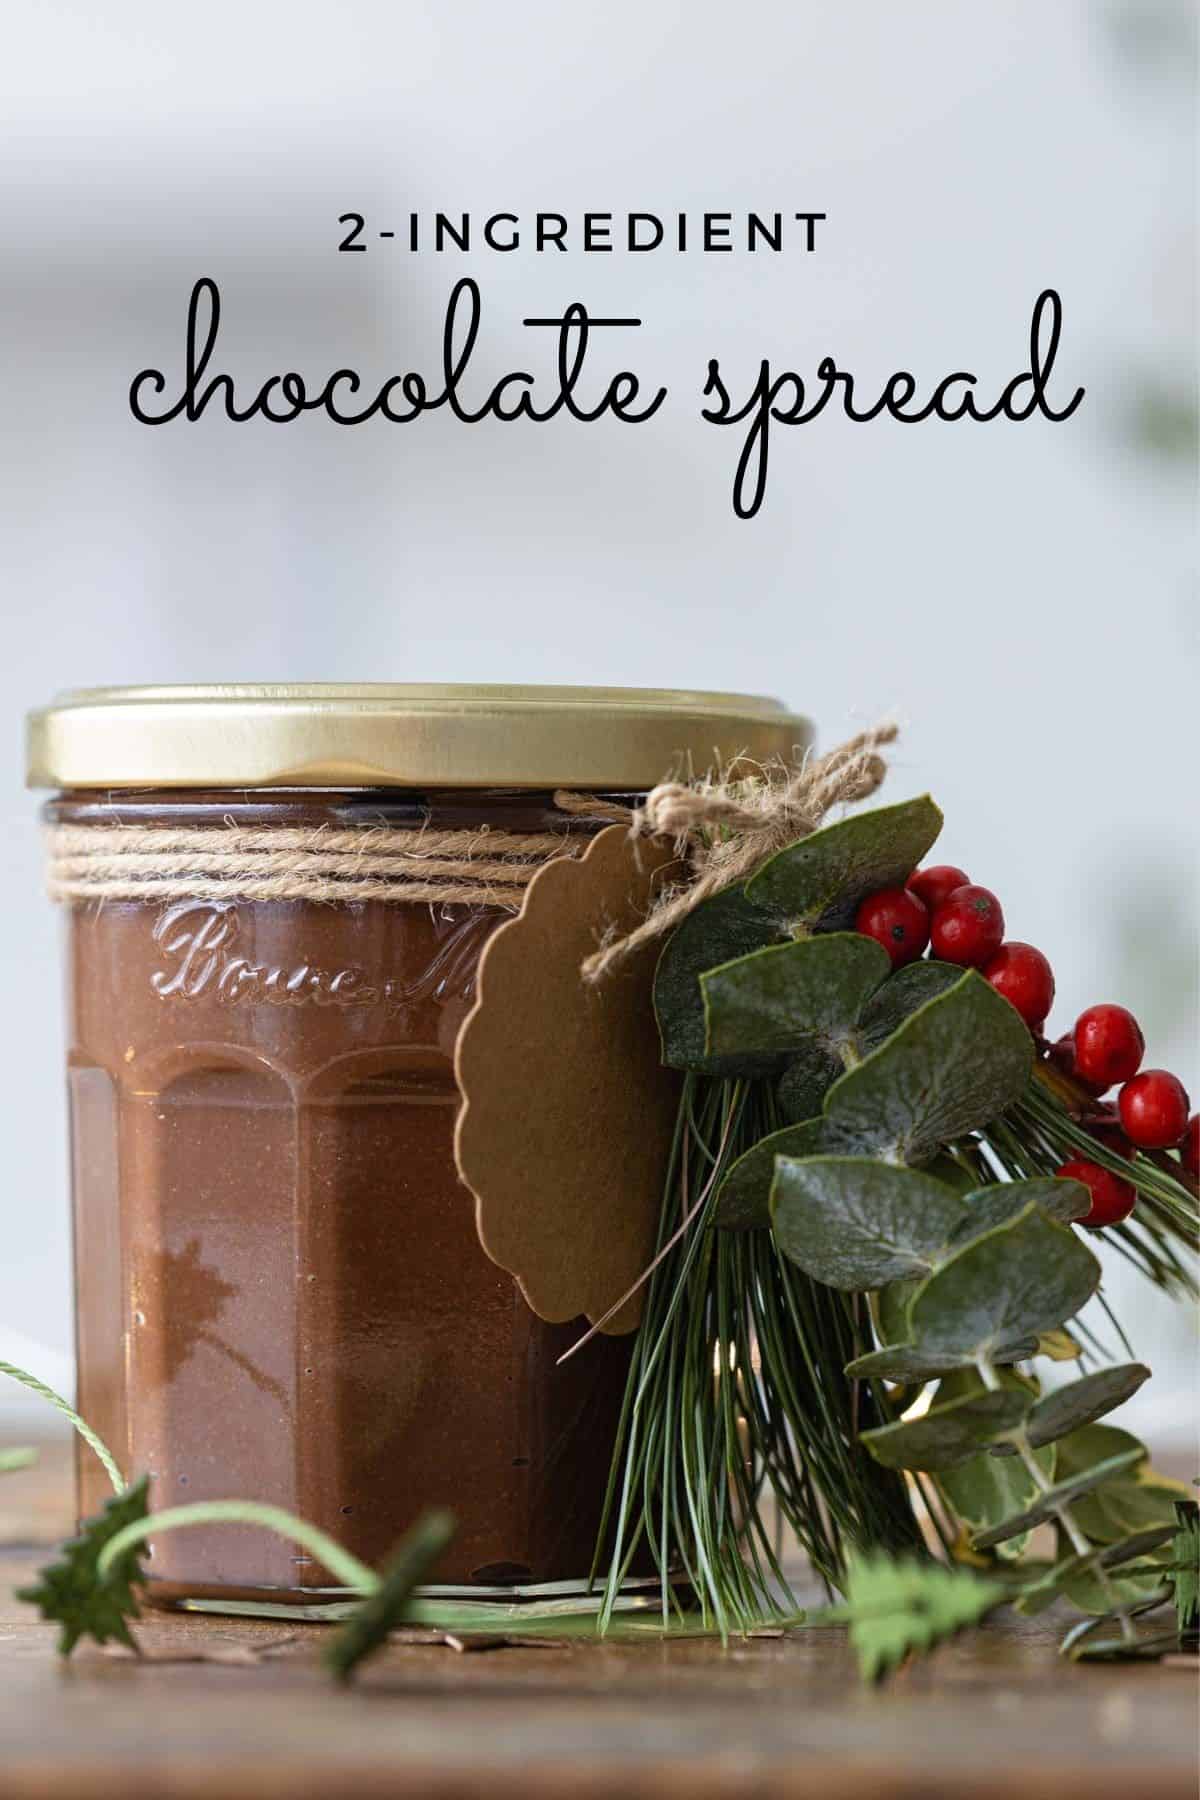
top-left (1118, 1070), bottom-right (1191, 1150)
top-left (906, 864), bottom-right (970, 914)
top-left (854, 887), bottom-right (930, 968)
top-left (982, 942), bottom-right (1055, 1029)
top-left (929, 885), bottom-right (1004, 967)
top-left (1073, 1004), bottom-right (1144, 1093)
top-left (1183, 1115), bottom-right (1199, 1176)
top-left (1056, 1158), bottom-right (1137, 1230)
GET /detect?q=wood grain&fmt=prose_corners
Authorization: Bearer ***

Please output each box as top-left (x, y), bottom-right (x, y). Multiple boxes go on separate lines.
top-left (0, 1440), bottom-right (1193, 1800)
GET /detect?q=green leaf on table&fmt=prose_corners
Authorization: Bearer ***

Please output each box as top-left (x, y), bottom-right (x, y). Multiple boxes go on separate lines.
top-left (820, 973), bottom-right (1034, 1163)
top-left (745, 797), bottom-right (944, 932)
top-left (844, 1552), bottom-right (1004, 1683)
top-left (857, 960), bottom-right (964, 1056)
top-left (951, 1177), bottom-right (1091, 1244)
top-left (17, 1476), bottom-right (150, 1655)
top-left (861, 1388), bottom-right (1030, 1472)
top-left (776, 1046), bottom-right (842, 1123)
top-left (905, 1205), bottom-right (1101, 1364)
top-left (990, 1365), bottom-right (1151, 1455)
top-left (1066, 1627), bottom-right (1181, 1663)
top-left (714, 1119), bottom-right (831, 1229)
top-left (325, 1510), bottom-right (456, 1682)
top-left (654, 886), bottom-right (783, 1072)
top-left (771, 1157), bottom-right (968, 1291)
top-left (970, 1447), bottom-right (1146, 1549)
top-left (702, 933), bottom-right (889, 1070)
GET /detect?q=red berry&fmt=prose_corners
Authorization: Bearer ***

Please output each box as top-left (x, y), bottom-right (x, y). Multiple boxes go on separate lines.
top-left (929, 885), bottom-right (1005, 967)
top-left (1118, 1070), bottom-right (1191, 1150)
top-left (907, 865), bottom-right (971, 913)
top-left (1046, 1031), bottom-right (1106, 1096)
top-left (854, 886), bottom-right (930, 968)
top-left (1073, 1004), bottom-right (1144, 1093)
top-left (1056, 1159), bottom-right (1136, 1230)
top-left (982, 942), bottom-right (1055, 1029)
top-left (1182, 1115), bottom-right (1199, 1177)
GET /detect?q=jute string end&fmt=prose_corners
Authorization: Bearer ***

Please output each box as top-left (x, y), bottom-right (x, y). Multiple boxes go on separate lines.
top-left (558, 721), bottom-right (899, 983)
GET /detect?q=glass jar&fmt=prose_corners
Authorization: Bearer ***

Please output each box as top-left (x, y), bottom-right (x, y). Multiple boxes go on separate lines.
top-left (27, 686), bottom-right (808, 1608)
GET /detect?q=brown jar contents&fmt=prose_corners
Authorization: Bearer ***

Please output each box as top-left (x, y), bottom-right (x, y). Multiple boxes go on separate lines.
top-left (53, 789), bottom-right (636, 1603)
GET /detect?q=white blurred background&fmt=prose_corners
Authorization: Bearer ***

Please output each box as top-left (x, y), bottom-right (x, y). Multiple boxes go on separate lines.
top-left (0, 1), bottom-right (1194, 1441)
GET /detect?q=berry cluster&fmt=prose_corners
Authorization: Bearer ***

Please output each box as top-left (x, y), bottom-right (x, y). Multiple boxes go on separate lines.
top-left (854, 864), bottom-right (1196, 1233)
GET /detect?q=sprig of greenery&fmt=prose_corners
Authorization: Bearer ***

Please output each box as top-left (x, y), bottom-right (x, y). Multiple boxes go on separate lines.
top-left (17, 1478), bottom-right (151, 1653)
top-left (617, 794), bottom-right (1195, 1674)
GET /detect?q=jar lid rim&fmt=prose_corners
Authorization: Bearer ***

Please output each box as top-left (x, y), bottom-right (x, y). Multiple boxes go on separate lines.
top-left (27, 683), bottom-right (812, 791)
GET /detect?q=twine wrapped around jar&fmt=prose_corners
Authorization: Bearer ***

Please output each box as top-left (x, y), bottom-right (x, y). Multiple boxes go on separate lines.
top-left (44, 722), bottom-right (896, 929)
top-left (43, 822), bottom-right (586, 910)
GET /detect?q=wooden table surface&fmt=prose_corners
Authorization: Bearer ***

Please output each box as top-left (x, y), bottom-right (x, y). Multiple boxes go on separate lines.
top-left (1, 1439), bottom-right (1194, 1800)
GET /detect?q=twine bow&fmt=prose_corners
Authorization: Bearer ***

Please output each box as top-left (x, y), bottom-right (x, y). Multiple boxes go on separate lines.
top-left (556, 722), bottom-right (898, 982)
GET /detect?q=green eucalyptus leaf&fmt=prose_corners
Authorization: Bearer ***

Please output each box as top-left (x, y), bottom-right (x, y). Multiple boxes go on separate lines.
top-left (928, 1368), bottom-right (1047, 1559)
top-left (952, 1178), bottom-right (1091, 1244)
top-left (702, 933), bottom-right (890, 1070)
top-left (845, 1552), bottom-right (1004, 1684)
top-left (1062, 1560), bottom-right (1172, 1617)
top-left (991, 1365), bottom-right (1151, 1455)
top-left (1074, 1476), bottom-right (1188, 1545)
top-left (937, 1446), bottom-right (1055, 1561)
top-left (654, 885), bottom-right (782, 1072)
top-left (846, 1338), bottom-right (1038, 1381)
top-left (745, 797), bottom-right (944, 931)
top-left (820, 973), bottom-right (1034, 1162)
top-left (1054, 1422), bottom-right (1147, 1479)
top-left (861, 1389), bottom-right (1029, 1472)
top-left (771, 1157), bottom-right (968, 1291)
top-left (776, 1047), bottom-right (842, 1123)
top-left (873, 1278), bottom-right (922, 1348)
top-left (904, 1205), bottom-right (1101, 1363)
top-left (1066, 1626), bottom-right (1180, 1663)
top-left (1016, 1527), bottom-right (1178, 1616)
top-left (857, 960), bottom-right (964, 1056)
top-left (714, 1119), bottom-right (830, 1229)
top-left (970, 1447), bottom-right (1146, 1548)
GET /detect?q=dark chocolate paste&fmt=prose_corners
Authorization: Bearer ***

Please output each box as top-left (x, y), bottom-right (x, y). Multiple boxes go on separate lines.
top-left (53, 790), bottom-right (636, 1601)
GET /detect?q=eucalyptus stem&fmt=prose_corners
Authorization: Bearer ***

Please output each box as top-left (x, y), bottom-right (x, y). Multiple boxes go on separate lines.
top-left (0, 1361), bottom-right (123, 1495)
top-left (975, 1354), bottom-right (1135, 1644)
top-left (97, 1502), bottom-right (378, 1593)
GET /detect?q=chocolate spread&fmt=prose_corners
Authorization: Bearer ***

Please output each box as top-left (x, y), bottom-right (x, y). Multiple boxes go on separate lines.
top-left (53, 791), bottom-right (635, 1601)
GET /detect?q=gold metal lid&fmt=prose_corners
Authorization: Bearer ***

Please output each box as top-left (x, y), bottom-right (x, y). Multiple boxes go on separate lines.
top-left (26, 684), bottom-right (811, 791)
